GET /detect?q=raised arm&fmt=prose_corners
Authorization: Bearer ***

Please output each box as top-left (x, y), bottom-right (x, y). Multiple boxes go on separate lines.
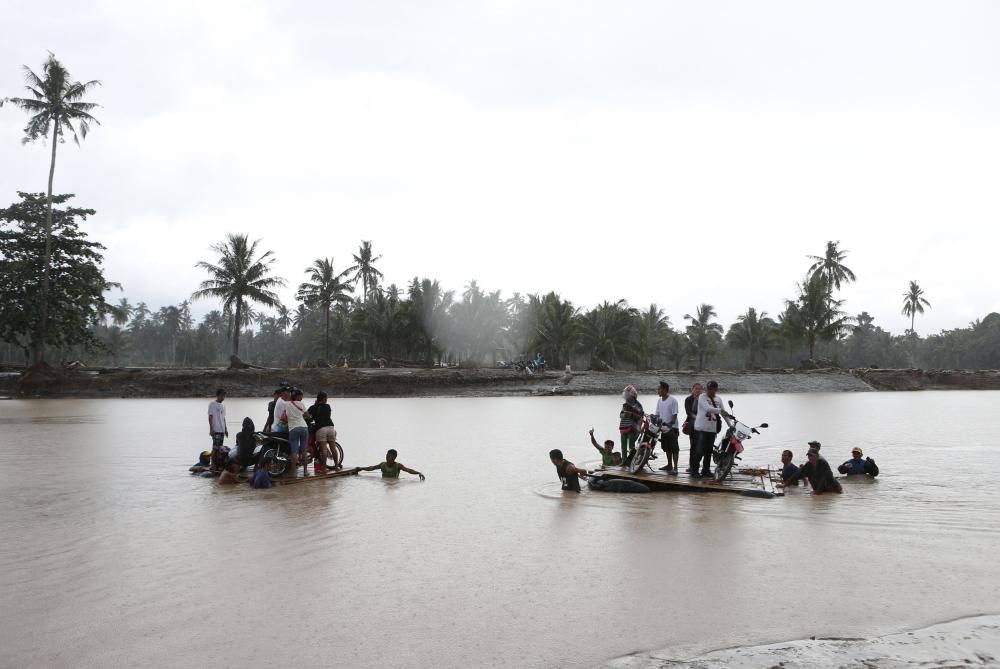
top-left (589, 429), bottom-right (601, 451)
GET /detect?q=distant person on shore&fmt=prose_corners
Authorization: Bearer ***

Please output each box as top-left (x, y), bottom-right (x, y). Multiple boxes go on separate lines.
top-left (694, 381), bottom-right (731, 477)
top-left (548, 448), bottom-right (585, 492)
top-left (838, 447), bottom-right (879, 477)
top-left (783, 448), bottom-right (843, 494)
top-left (251, 457), bottom-right (277, 488)
top-left (589, 429), bottom-right (622, 466)
top-left (358, 449), bottom-right (425, 480)
top-left (619, 385), bottom-right (644, 465)
top-left (779, 450), bottom-right (799, 485)
top-left (308, 391), bottom-right (339, 472)
top-left (218, 461), bottom-right (241, 484)
top-left (208, 388), bottom-right (228, 470)
top-left (683, 383), bottom-right (703, 474)
top-left (262, 389), bottom-right (281, 433)
top-left (655, 381), bottom-right (680, 474)
top-left (285, 388), bottom-right (312, 476)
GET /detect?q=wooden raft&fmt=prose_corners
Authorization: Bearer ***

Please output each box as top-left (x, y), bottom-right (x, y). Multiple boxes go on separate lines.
top-left (589, 467), bottom-right (773, 495)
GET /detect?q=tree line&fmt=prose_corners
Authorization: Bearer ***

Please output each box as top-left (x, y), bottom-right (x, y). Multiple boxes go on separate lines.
top-left (3, 53), bottom-right (997, 372)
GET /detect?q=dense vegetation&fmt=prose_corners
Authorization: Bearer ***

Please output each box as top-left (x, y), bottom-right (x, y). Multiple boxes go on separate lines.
top-left (4, 55), bottom-right (998, 372)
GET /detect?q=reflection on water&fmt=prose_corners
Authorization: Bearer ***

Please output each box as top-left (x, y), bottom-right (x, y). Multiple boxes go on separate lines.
top-left (1, 392), bottom-right (999, 669)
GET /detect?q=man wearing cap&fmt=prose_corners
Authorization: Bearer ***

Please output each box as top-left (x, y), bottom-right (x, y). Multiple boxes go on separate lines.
top-left (838, 448), bottom-right (879, 477)
top-left (783, 448), bottom-right (842, 494)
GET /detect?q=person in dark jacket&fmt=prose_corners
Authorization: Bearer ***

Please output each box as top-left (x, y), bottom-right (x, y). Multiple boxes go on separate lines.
top-left (838, 447), bottom-right (879, 477)
top-left (682, 383), bottom-right (703, 474)
top-left (308, 391), bottom-right (339, 472)
top-left (784, 448), bottom-right (842, 494)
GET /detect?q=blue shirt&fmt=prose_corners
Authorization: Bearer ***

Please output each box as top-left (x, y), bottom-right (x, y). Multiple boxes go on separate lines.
top-left (251, 469), bottom-right (273, 489)
top-left (782, 462), bottom-right (799, 481)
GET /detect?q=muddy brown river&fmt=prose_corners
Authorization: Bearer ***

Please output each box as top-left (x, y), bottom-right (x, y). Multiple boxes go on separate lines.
top-left (1, 392), bottom-right (998, 668)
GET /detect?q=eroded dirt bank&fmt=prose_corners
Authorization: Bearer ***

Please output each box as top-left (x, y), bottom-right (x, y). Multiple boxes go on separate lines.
top-left (3, 365), bottom-right (999, 399)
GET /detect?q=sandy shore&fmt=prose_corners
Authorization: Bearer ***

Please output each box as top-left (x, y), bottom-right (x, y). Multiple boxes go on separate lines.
top-left (3, 365), bottom-right (1000, 399)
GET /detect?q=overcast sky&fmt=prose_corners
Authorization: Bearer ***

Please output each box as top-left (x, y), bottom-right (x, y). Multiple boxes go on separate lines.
top-left (2, 0), bottom-right (998, 334)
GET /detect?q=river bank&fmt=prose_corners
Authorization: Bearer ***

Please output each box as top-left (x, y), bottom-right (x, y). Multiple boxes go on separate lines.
top-left (4, 365), bottom-right (1000, 398)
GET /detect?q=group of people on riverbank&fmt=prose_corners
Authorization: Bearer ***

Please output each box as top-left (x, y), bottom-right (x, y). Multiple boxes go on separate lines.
top-left (556, 380), bottom-right (880, 494)
top-left (204, 386), bottom-right (424, 487)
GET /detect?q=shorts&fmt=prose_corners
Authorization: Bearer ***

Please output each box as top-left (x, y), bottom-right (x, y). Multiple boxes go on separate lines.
top-left (211, 432), bottom-right (225, 449)
top-left (660, 429), bottom-right (679, 453)
top-left (288, 427), bottom-right (308, 457)
top-left (315, 426), bottom-right (337, 443)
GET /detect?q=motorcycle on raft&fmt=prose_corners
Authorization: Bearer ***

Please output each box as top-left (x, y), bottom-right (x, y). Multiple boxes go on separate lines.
top-left (626, 414), bottom-right (666, 474)
top-left (625, 402), bottom-right (769, 482)
top-left (710, 401), bottom-right (768, 482)
top-left (255, 432), bottom-right (344, 478)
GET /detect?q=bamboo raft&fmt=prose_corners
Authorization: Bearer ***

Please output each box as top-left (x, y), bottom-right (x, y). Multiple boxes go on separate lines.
top-left (189, 465), bottom-right (359, 485)
top-left (589, 466), bottom-right (778, 496)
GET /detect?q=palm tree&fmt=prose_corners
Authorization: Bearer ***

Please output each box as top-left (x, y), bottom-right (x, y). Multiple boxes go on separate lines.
top-left (578, 300), bottom-right (637, 371)
top-left (111, 297), bottom-right (132, 327)
top-left (782, 272), bottom-right (851, 360)
top-left (807, 240), bottom-right (857, 292)
top-left (6, 54), bottom-right (100, 362)
top-left (683, 304), bottom-right (724, 371)
top-left (192, 234), bottom-right (285, 357)
top-left (901, 280), bottom-right (931, 333)
top-left (275, 304), bottom-right (292, 333)
top-left (635, 304), bottom-right (671, 369)
top-left (296, 257), bottom-right (353, 361)
top-left (726, 307), bottom-right (778, 369)
top-left (348, 241), bottom-right (384, 302)
top-left (530, 292), bottom-right (578, 368)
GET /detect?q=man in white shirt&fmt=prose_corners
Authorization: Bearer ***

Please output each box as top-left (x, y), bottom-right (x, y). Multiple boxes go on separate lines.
top-left (693, 380), bottom-right (731, 477)
top-left (655, 381), bottom-right (680, 474)
top-left (207, 388), bottom-right (228, 470)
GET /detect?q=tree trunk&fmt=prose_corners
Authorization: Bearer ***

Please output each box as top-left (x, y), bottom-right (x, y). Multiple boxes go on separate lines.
top-left (232, 299), bottom-right (243, 356)
top-left (911, 313), bottom-right (915, 333)
top-left (324, 306), bottom-right (330, 361)
top-left (33, 117), bottom-right (60, 364)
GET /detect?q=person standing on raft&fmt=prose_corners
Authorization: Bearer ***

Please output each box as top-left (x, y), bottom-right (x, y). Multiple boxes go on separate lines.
top-left (619, 385), bottom-right (644, 466)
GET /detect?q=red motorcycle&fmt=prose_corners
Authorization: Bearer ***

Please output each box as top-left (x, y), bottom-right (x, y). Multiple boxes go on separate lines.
top-left (712, 400), bottom-right (768, 481)
top-left (627, 414), bottom-right (665, 473)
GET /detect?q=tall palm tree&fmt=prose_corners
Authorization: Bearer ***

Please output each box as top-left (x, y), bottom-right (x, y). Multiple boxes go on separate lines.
top-left (192, 234), bottom-right (285, 357)
top-left (807, 240), bottom-right (857, 292)
top-left (635, 304), bottom-right (671, 369)
top-left (530, 292), bottom-right (578, 368)
top-left (782, 272), bottom-right (851, 360)
top-left (7, 54), bottom-right (100, 362)
top-left (683, 303), bottom-right (724, 371)
top-left (296, 257), bottom-right (353, 361)
top-left (901, 280), bottom-right (931, 333)
top-left (348, 241), bottom-right (384, 302)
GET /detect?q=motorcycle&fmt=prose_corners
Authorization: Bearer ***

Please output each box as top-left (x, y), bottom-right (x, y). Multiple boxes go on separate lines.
top-left (711, 401), bottom-right (768, 482)
top-left (627, 413), bottom-right (665, 474)
top-left (255, 431), bottom-right (344, 477)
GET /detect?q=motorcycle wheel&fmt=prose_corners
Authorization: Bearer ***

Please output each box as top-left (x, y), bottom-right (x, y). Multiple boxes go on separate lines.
top-left (714, 451), bottom-right (735, 482)
top-left (629, 446), bottom-right (650, 474)
top-left (261, 447), bottom-right (287, 477)
top-left (320, 441), bottom-right (345, 469)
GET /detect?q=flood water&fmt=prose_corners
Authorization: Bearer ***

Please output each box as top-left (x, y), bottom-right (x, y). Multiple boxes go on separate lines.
top-left (1, 391), bottom-right (999, 668)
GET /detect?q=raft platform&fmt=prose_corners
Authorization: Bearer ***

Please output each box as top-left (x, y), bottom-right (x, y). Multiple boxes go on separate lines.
top-left (189, 465), bottom-right (359, 485)
top-left (589, 466), bottom-right (777, 496)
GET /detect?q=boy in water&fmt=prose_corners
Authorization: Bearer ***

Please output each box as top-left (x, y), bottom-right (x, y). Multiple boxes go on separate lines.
top-left (358, 449), bottom-right (425, 480)
top-left (589, 429), bottom-right (622, 466)
top-left (251, 457), bottom-right (278, 489)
